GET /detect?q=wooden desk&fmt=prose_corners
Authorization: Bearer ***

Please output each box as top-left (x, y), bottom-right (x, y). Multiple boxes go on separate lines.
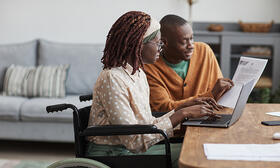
top-left (179, 104), bottom-right (280, 168)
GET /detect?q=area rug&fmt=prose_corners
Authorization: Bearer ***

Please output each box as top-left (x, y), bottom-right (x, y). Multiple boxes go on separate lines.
top-left (0, 159), bottom-right (53, 168)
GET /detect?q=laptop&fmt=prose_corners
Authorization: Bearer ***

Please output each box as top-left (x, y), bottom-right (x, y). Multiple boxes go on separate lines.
top-left (182, 80), bottom-right (254, 128)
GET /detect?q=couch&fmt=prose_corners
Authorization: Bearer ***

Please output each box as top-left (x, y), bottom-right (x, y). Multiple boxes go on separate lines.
top-left (0, 39), bottom-right (104, 142)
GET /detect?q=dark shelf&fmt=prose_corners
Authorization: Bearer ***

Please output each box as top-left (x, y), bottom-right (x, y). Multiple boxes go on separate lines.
top-left (231, 54), bottom-right (272, 59)
top-left (193, 22), bottom-right (280, 93)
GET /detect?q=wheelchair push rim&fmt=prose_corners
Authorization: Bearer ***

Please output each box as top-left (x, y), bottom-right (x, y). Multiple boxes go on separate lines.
top-left (47, 158), bottom-right (110, 168)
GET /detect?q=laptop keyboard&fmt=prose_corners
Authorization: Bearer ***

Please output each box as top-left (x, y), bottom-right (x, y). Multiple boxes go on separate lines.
top-left (201, 114), bottom-right (232, 125)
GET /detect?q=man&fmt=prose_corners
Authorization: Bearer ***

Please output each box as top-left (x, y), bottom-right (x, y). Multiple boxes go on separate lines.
top-left (144, 14), bottom-right (233, 112)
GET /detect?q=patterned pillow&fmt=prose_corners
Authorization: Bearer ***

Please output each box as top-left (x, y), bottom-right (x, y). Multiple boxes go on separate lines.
top-left (3, 64), bottom-right (69, 98)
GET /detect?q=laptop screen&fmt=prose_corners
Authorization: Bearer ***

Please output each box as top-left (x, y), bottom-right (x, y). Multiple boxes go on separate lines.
top-left (229, 80), bottom-right (255, 126)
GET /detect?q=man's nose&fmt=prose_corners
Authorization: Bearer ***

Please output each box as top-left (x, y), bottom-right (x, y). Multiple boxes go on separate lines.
top-left (186, 42), bottom-right (194, 49)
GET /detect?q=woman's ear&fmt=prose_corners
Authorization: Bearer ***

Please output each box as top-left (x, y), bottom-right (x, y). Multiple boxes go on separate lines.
top-left (161, 37), bottom-right (168, 51)
top-left (161, 37), bottom-right (168, 47)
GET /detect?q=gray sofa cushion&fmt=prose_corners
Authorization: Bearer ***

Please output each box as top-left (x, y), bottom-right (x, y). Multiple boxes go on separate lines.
top-left (3, 64), bottom-right (70, 98)
top-left (0, 40), bottom-right (37, 92)
top-left (0, 95), bottom-right (28, 121)
top-left (20, 95), bottom-right (92, 122)
top-left (38, 39), bottom-right (104, 95)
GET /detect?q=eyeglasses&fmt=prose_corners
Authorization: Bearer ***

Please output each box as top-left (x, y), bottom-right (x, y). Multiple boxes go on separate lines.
top-left (147, 41), bottom-right (164, 52)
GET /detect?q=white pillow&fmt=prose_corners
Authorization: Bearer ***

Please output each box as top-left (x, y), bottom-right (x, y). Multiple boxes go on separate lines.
top-left (3, 64), bottom-right (69, 98)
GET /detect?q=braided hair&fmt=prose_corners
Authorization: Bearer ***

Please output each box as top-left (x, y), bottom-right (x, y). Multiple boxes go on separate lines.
top-left (102, 11), bottom-right (151, 74)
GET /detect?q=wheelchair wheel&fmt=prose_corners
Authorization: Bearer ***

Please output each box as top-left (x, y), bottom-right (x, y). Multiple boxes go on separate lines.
top-left (47, 158), bottom-right (110, 168)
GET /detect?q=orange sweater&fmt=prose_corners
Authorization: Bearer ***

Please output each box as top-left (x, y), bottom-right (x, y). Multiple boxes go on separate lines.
top-left (144, 42), bottom-right (223, 112)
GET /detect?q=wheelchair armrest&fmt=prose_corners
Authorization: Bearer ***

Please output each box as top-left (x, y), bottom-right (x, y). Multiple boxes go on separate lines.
top-left (157, 136), bottom-right (184, 144)
top-left (46, 103), bottom-right (78, 113)
top-left (79, 94), bottom-right (93, 102)
top-left (82, 124), bottom-right (167, 138)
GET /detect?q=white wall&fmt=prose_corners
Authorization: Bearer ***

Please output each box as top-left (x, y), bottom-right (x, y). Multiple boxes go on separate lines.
top-left (0, 0), bottom-right (279, 44)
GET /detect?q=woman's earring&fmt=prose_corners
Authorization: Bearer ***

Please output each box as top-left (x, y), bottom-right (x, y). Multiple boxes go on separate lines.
top-left (160, 48), bottom-right (164, 56)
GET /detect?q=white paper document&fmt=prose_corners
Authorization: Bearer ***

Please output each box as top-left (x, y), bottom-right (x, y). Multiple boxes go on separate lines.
top-left (232, 57), bottom-right (268, 88)
top-left (217, 83), bottom-right (242, 108)
top-left (266, 112), bottom-right (280, 117)
top-left (218, 57), bottom-right (268, 108)
top-left (204, 143), bottom-right (280, 161)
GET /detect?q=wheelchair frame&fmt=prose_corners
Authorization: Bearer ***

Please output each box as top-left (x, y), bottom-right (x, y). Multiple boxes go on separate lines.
top-left (46, 94), bottom-right (173, 168)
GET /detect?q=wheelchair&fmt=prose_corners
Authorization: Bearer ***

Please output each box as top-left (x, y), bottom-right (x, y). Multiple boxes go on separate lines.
top-left (46, 94), bottom-right (177, 168)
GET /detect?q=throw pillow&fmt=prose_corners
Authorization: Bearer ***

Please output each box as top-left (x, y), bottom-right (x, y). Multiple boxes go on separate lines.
top-left (3, 65), bottom-right (34, 97)
top-left (3, 64), bottom-right (69, 98)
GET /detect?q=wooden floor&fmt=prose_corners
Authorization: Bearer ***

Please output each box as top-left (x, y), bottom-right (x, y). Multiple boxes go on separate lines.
top-left (0, 140), bottom-right (75, 161)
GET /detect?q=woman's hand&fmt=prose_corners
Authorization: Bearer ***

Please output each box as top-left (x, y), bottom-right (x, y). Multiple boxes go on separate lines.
top-left (176, 97), bottom-right (223, 111)
top-left (170, 103), bottom-right (219, 127)
top-left (180, 104), bottom-right (217, 119)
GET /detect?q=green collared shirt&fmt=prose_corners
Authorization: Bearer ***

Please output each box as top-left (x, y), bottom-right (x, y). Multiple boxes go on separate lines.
top-left (163, 57), bottom-right (189, 79)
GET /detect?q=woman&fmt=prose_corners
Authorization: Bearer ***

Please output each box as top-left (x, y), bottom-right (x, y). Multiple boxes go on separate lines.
top-left (86, 11), bottom-right (220, 167)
